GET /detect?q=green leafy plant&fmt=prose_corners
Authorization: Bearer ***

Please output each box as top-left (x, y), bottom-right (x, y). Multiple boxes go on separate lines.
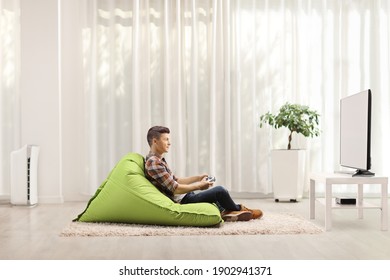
top-left (259, 103), bottom-right (320, 150)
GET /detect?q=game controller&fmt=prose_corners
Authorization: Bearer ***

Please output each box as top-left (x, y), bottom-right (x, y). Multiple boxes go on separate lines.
top-left (205, 176), bottom-right (216, 182)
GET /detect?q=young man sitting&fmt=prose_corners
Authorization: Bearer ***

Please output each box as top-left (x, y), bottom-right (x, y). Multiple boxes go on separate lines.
top-left (144, 126), bottom-right (263, 222)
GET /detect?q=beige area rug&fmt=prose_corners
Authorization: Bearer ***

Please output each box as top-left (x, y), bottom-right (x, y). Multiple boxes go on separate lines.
top-left (60, 212), bottom-right (323, 237)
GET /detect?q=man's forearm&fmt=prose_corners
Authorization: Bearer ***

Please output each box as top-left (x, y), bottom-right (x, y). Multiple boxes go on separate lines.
top-left (174, 183), bottom-right (201, 194)
top-left (176, 175), bottom-right (204, 185)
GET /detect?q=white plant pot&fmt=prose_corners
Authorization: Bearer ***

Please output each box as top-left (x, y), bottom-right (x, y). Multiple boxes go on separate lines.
top-left (271, 149), bottom-right (305, 202)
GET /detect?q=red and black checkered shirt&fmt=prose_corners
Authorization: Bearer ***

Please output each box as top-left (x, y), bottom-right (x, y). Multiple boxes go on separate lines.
top-left (145, 152), bottom-right (179, 200)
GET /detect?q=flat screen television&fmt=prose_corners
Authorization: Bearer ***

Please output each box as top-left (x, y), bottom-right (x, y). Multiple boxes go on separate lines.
top-left (339, 89), bottom-right (374, 176)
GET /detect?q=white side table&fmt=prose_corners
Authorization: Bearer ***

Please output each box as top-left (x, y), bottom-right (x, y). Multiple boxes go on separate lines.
top-left (309, 173), bottom-right (388, 231)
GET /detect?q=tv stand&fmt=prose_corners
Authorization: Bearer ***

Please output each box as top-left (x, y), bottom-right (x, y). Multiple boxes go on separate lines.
top-left (310, 172), bottom-right (388, 231)
top-left (352, 169), bottom-right (375, 177)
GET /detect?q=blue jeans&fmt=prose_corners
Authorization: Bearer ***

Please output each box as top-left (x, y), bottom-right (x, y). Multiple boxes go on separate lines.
top-left (180, 185), bottom-right (241, 212)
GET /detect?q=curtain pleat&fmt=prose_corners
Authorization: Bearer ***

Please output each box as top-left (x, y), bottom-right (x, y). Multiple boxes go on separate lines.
top-left (0, 0), bottom-right (20, 197)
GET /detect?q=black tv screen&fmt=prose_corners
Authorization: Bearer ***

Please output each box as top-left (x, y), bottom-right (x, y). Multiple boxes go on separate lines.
top-left (339, 89), bottom-right (374, 176)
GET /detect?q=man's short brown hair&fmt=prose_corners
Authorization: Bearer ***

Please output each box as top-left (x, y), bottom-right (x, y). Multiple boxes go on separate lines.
top-left (147, 126), bottom-right (170, 146)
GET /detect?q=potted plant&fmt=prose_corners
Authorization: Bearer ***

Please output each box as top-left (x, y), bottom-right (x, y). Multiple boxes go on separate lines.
top-left (259, 103), bottom-right (320, 202)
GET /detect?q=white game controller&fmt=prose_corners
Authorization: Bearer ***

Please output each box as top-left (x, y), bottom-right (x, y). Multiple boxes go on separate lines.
top-left (205, 176), bottom-right (216, 182)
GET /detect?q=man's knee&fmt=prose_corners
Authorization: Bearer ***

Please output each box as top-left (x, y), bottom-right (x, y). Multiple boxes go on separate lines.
top-left (214, 185), bottom-right (228, 194)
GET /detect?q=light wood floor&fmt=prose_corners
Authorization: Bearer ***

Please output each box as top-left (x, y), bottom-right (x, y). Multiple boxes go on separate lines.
top-left (1, 198), bottom-right (389, 260)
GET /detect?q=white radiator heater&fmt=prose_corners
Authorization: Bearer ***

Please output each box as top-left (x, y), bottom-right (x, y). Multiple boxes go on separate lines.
top-left (10, 145), bottom-right (40, 206)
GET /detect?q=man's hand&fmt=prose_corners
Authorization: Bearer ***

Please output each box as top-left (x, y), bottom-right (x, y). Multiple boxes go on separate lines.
top-left (198, 177), bottom-right (213, 190)
top-left (175, 173), bottom-right (213, 194)
top-left (199, 173), bottom-right (208, 181)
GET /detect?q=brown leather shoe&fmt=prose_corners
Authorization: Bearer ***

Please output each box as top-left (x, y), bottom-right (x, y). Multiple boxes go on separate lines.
top-left (240, 205), bottom-right (263, 219)
top-left (221, 210), bottom-right (252, 222)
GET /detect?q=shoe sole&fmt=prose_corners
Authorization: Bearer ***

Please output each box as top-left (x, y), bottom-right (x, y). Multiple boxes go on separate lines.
top-left (223, 211), bottom-right (252, 222)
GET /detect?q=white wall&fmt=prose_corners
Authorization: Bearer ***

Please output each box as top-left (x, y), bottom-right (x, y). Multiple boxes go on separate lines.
top-left (19, 0), bottom-right (88, 203)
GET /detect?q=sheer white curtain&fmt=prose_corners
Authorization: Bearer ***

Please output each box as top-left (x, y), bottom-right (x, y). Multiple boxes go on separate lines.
top-left (0, 0), bottom-right (19, 197)
top-left (81, 0), bottom-right (390, 196)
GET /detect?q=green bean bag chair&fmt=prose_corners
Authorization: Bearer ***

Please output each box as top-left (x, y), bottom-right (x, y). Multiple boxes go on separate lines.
top-left (74, 153), bottom-right (223, 227)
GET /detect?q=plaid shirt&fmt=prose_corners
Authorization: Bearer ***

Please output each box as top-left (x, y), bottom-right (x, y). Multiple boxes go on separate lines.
top-left (145, 152), bottom-right (179, 200)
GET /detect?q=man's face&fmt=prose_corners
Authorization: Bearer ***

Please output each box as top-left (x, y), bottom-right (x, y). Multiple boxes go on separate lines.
top-left (153, 133), bottom-right (171, 154)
